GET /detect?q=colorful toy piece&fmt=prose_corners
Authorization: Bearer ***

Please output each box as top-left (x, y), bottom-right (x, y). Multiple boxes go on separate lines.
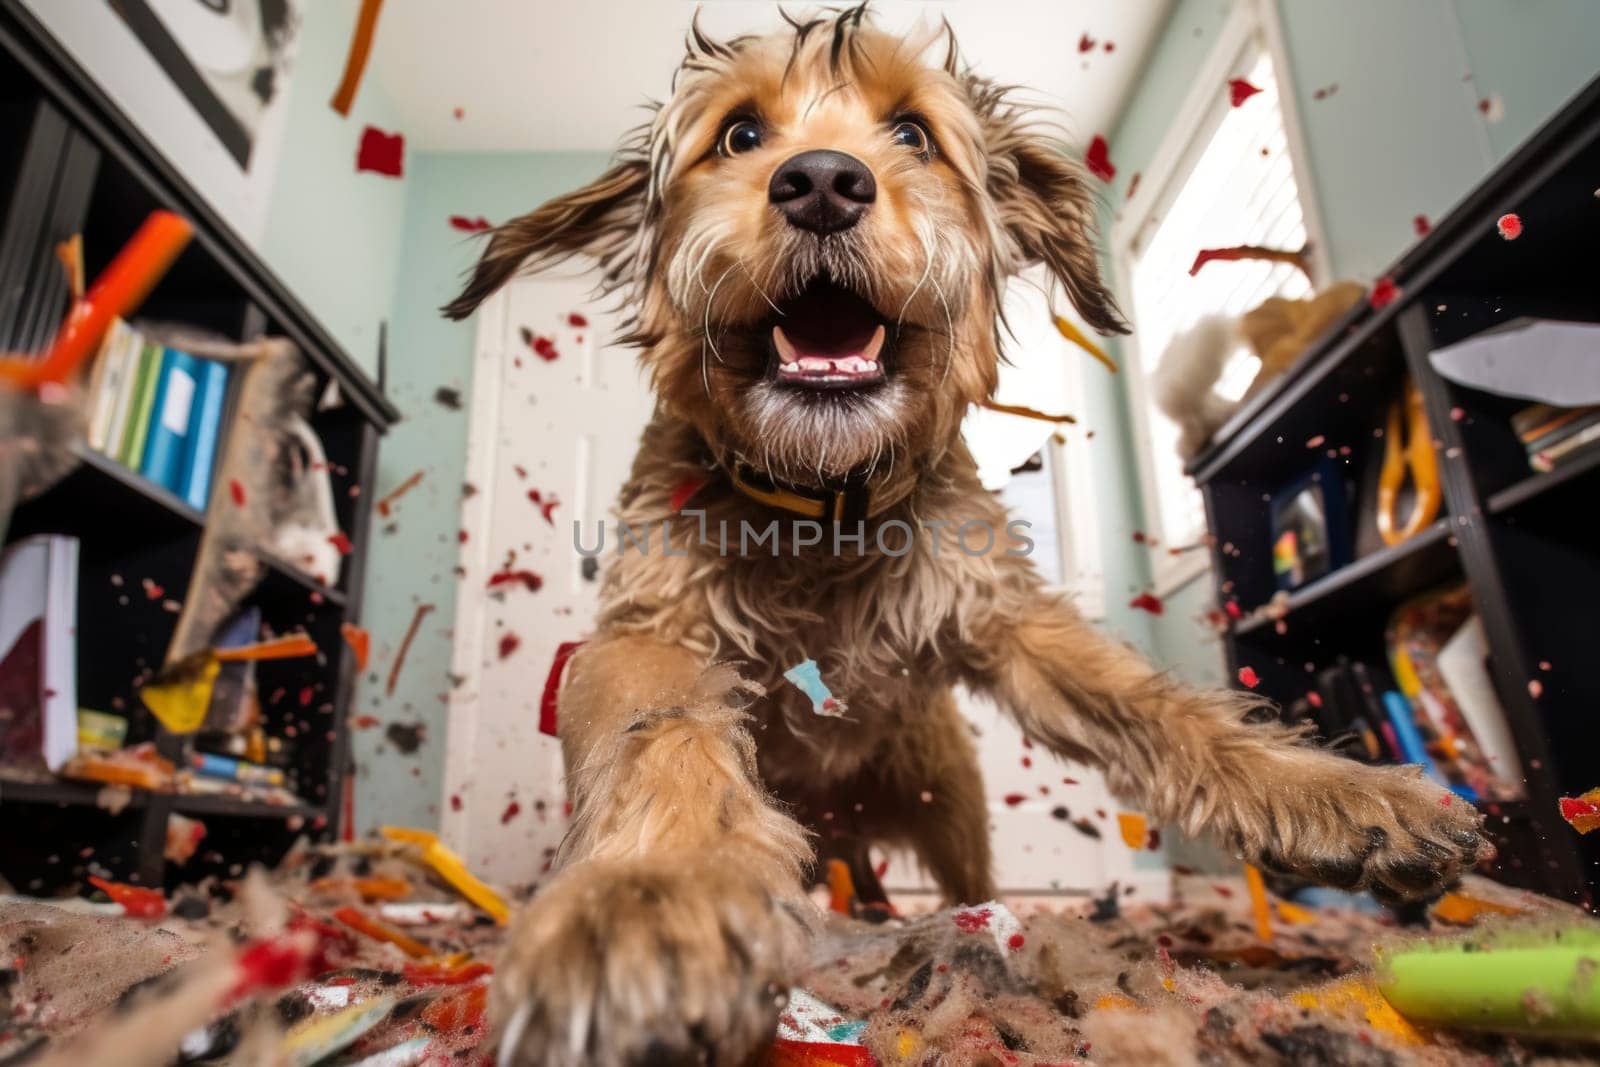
top-left (783, 659), bottom-right (847, 716)
top-left (1376, 924), bottom-right (1600, 1041)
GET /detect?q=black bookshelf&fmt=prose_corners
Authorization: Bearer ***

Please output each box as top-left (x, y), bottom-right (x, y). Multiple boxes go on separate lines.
top-left (1188, 73), bottom-right (1600, 905)
top-left (0, 2), bottom-right (397, 893)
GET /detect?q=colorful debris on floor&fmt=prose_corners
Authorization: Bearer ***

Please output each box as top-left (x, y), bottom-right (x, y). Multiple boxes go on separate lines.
top-left (4, 854), bottom-right (1599, 1065)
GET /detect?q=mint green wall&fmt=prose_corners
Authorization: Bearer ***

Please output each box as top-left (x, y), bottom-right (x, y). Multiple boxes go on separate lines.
top-left (261, 0), bottom-right (408, 374)
top-left (345, 150), bottom-right (609, 834)
top-left (1103, 0), bottom-right (1599, 680)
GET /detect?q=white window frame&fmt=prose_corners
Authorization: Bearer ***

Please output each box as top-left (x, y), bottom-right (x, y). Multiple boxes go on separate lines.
top-left (1111, 0), bottom-right (1330, 595)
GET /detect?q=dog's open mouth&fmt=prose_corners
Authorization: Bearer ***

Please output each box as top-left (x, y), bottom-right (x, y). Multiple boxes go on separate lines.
top-left (767, 279), bottom-right (889, 391)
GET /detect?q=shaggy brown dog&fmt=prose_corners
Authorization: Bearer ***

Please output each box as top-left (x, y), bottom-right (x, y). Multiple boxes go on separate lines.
top-left (445, 10), bottom-right (1486, 1064)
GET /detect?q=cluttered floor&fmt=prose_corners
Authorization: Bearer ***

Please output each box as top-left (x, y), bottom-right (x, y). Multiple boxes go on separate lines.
top-left (5, 832), bottom-right (1600, 1067)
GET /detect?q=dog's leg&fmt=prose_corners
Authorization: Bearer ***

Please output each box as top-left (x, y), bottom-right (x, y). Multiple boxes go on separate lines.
top-left (893, 689), bottom-right (997, 906)
top-left (492, 637), bottom-right (812, 1067)
top-left (961, 592), bottom-right (1486, 902)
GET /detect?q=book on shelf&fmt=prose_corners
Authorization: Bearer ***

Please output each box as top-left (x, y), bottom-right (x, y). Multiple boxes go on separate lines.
top-left (81, 319), bottom-right (231, 507)
top-left (0, 535), bottom-right (79, 774)
top-left (1511, 401), bottom-right (1600, 473)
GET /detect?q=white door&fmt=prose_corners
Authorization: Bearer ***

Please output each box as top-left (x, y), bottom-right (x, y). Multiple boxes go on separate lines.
top-left (442, 266), bottom-right (655, 885)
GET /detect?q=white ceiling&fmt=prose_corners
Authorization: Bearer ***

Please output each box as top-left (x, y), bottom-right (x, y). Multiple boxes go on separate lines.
top-left (370, 1), bottom-right (1174, 154)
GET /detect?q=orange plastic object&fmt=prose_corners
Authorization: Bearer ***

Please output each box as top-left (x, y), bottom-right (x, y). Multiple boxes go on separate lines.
top-left (1116, 812), bottom-right (1147, 849)
top-left (341, 622), bottom-right (371, 670)
top-left (767, 1038), bottom-right (878, 1066)
top-left (1243, 864), bottom-right (1274, 943)
top-left (329, 0), bottom-right (385, 116)
top-left (1377, 378), bottom-right (1442, 545)
top-left (0, 211), bottom-right (192, 389)
top-left (215, 633), bottom-right (318, 662)
top-left (311, 875), bottom-right (412, 901)
top-left (825, 859), bottom-right (854, 915)
top-left (333, 906), bottom-right (432, 958)
top-left (420, 982), bottom-right (488, 1032)
top-left (1431, 891), bottom-right (1524, 926)
top-left (89, 876), bottom-right (166, 918)
top-left (403, 957), bottom-right (493, 986)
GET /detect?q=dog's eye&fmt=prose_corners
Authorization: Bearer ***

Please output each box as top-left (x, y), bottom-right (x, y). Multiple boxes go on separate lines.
top-left (891, 119), bottom-right (930, 155)
top-left (720, 120), bottom-right (763, 156)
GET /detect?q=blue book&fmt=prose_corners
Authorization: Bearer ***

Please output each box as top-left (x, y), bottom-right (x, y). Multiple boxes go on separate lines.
top-left (180, 359), bottom-right (230, 511)
top-left (139, 348), bottom-right (200, 494)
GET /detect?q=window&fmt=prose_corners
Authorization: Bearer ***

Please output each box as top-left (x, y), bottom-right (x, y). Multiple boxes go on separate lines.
top-left (1115, 9), bottom-right (1323, 592)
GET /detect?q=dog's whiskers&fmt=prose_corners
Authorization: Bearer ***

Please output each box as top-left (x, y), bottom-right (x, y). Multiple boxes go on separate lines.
top-left (703, 262), bottom-right (740, 364)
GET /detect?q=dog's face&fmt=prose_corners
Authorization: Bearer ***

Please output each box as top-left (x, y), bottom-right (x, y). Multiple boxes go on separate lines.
top-left (447, 8), bottom-right (1124, 488)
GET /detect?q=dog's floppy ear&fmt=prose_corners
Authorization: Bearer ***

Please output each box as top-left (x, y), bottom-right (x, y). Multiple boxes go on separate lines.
top-left (988, 136), bottom-right (1128, 335)
top-left (442, 158), bottom-right (650, 320)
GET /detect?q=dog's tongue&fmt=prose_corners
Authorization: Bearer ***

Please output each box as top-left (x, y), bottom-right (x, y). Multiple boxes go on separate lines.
top-left (772, 284), bottom-right (885, 377)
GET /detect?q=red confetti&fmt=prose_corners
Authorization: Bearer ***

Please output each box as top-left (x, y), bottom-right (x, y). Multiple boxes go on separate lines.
top-left (498, 632), bottom-right (521, 659)
top-left (567, 312), bottom-right (589, 328)
top-left (1307, 691), bottom-right (1323, 708)
top-left (518, 328), bottom-right (560, 362)
top-left (1104, 40), bottom-right (1115, 53)
top-left (229, 478), bottom-right (246, 506)
top-left (328, 531), bottom-right (353, 555)
top-left (1128, 592), bottom-right (1164, 615)
top-left (671, 474), bottom-right (708, 512)
top-left (1084, 135), bottom-right (1116, 182)
top-left (1305, 435), bottom-right (1326, 449)
top-left (1237, 666), bottom-right (1260, 689)
top-left (1228, 78), bottom-right (1262, 107)
top-left (298, 686), bottom-right (314, 707)
top-left (355, 125), bottom-right (404, 177)
top-left (540, 640), bottom-right (585, 738)
top-left (229, 936), bottom-right (312, 1003)
top-left (1224, 599), bottom-right (1242, 620)
top-left (952, 907), bottom-right (992, 933)
top-left (404, 958), bottom-right (493, 986)
top-left (1077, 32), bottom-right (1097, 52)
top-left (142, 578), bottom-right (164, 600)
top-left (353, 715), bottom-right (381, 730)
top-left (500, 800), bottom-right (521, 824)
top-left (1007, 933), bottom-right (1026, 950)
top-left (1369, 276), bottom-right (1401, 309)
top-left (1131, 530), bottom-right (1147, 543)
top-left (450, 794), bottom-right (463, 812)
top-left (487, 569), bottom-right (543, 593)
top-left (1002, 793), bottom-right (1027, 807)
top-left (770, 1039), bottom-right (875, 1067)
top-left (449, 215), bottom-right (491, 232)
top-left (1496, 213), bottom-right (1522, 240)
top-left (527, 488), bottom-right (560, 524)
top-left (1125, 171), bottom-right (1142, 200)
top-left (1413, 215), bottom-right (1432, 236)
top-left (1559, 793), bottom-right (1600, 833)
top-left (421, 983), bottom-right (487, 1032)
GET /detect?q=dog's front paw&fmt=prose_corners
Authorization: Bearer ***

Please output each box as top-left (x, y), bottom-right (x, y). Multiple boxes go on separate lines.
top-left (1253, 762), bottom-right (1488, 903)
top-left (491, 857), bottom-right (808, 1066)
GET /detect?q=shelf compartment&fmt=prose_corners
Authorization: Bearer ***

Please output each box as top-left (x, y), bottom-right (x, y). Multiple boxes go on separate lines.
top-left (1234, 521), bottom-right (1458, 649)
top-left (1488, 446), bottom-right (1600, 517)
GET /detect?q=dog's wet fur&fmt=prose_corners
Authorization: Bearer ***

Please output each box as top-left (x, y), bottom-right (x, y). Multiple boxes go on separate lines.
top-left (445, 9), bottom-right (1487, 1064)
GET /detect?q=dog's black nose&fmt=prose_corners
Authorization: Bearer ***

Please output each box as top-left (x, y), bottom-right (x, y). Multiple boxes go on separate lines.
top-left (768, 150), bottom-right (876, 234)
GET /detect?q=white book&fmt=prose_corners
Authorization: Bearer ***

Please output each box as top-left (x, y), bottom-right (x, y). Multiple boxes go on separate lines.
top-left (85, 318), bottom-right (131, 451)
top-left (0, 535), bottom-right (79, 773)
top-left (1437, 615), bottom-right (1523, 786)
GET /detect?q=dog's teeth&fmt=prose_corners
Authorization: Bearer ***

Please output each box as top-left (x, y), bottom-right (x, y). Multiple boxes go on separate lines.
top-left (781, 361), bottom-right (799, 373)
top-left (864, 361), bottom-right (878, 372)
